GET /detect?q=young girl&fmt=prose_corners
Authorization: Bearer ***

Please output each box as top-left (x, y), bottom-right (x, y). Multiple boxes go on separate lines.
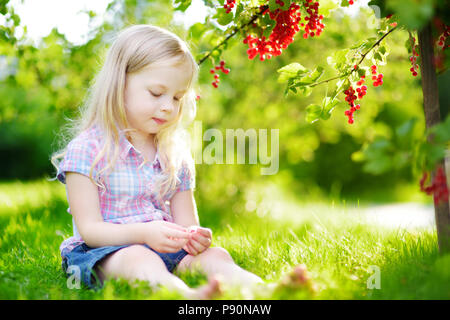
top-left (51, 24), bottom-right (309, 299)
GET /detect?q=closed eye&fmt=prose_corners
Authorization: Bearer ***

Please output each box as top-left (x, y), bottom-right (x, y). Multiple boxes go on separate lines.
top-left (149, 91), bottom-right (161, 97)
top-left (150, 91), bottom-right (181, 101)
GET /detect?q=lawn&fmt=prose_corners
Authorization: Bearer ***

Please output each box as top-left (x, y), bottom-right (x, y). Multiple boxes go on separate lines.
top-left (0, 179), bottom-right (448, 300)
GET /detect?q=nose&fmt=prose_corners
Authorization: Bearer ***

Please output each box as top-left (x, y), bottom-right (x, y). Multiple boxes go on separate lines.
top-left (160, 101), bottom-right (175, 113)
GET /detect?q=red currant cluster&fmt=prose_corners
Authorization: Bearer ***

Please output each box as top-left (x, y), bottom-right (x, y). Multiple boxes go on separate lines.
top-left (244, 2), bottom-right (302, 60)
top-left (370, 65), bottom-right (383, 86)
top-left (343, 67), bottom-right (369, 124)
top-left (344, 86), bottom-right (360, 124)
top-left (243, 1), bottom-right (325, 61)
top-left (409, 36), bottom-right (420, 77)
top-left (301, 0), bottom-right (325, 39)
top-left (348, 0), bottom-right (356, 5)
top-left (355, 75), bottom-right (367, 99)
top-left (210, 60), bottom-right (230, 88)
top-left (435, 26), bottom-right (449, 50)
top-left (224, 0), bottom-right (236, 14)
top-left (420, 166), bottom-right (449, 206)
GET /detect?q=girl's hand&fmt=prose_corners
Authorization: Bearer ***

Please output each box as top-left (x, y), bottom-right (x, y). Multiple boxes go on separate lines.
top-left (142, 220), bottom-right (190, 253)
top-left (183, 226), bottom-right (212, 256)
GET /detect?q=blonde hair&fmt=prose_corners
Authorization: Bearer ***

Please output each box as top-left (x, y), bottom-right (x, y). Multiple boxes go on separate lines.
top-left (51, 24), bottom-right (198, 198)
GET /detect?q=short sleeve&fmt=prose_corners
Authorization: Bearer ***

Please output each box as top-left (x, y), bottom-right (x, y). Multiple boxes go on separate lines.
top-left (175, 161), bottom-right (195, 193)
top-left (57, 135), bottom-right (99, 184)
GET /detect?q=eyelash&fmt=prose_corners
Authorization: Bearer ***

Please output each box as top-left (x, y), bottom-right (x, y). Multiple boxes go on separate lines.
top-left (149, 91), bottom-right (180, 101)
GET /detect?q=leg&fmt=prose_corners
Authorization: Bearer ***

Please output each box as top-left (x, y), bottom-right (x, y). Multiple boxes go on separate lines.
top-left (177, 247), bottom-right (264, 289)
top-left (177, 248), bottom-right (316, 297)
top-left (95, 245), bottom-right (219, 299)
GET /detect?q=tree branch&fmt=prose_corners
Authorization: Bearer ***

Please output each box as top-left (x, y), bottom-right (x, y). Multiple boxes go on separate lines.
top-left (197, 5), bottom-right (268, 65)
top-left (308, 26), bottom-right (398, 88)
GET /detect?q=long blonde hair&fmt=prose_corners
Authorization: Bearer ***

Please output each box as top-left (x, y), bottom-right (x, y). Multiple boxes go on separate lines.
top-left (51, 24), bottom-right (198, 198)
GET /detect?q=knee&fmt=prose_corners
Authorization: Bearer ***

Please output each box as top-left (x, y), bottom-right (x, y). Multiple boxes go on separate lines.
top-left (112, 245), bottom-right (157, 271)
top-left (202, 247), bottom-right (234, 263)
top-left (118, 245), bottom-right (151, 261)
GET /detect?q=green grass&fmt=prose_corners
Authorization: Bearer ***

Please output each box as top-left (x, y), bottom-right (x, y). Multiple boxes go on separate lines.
top-left (0, 179), bottom-right (448, 300)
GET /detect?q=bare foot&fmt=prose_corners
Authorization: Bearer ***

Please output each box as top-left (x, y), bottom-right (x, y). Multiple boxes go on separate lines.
top-left (193, 275), bottom-right (223, 300)
top-left (276, 264), bottom-right (317, 293)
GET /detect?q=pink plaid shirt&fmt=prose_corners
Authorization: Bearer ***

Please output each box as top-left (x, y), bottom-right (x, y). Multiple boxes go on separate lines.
top-left (57, 125), bottom-right (194, 256)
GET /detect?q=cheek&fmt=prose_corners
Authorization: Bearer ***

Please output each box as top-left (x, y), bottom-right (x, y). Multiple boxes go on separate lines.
top-left (125, 96), bottom-right (155, 118)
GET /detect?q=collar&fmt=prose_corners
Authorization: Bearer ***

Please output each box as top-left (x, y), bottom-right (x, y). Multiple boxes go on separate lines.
top-left (118, 129), bottom-right (161, 168)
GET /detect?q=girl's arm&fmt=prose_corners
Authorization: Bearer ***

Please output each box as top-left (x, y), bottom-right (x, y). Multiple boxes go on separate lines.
top-left (170, 189), bottom-right (200, 227)
top-left (66, 172), bottom-right (189, 250)
top-left (65, 172), bottom-right (146, 247)
top-left (171, 189), bottom-right (213, 255)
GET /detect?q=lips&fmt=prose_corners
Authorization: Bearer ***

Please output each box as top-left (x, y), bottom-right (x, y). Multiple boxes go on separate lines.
top-left (152, 117), bottom-right (167, 125)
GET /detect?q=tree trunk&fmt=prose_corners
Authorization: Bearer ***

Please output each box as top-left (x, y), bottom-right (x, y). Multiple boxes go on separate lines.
top-left (418, 23), bottom-right (450, 254)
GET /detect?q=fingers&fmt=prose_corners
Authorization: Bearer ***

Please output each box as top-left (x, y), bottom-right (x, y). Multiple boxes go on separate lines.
top-left (185, 241), bottom-right (199, 255)
top-left (165, 228), bottom-right (190, 239)
top-left (163, 221), bottom-right (189, 232)
top-left (182, 244), bottom-right (192, 255)
top-left (196, 227), bottom-right (212, 238)
top-left (187, 236), bottom-right (209, 255)
top-left (191, 232), bottom-right (212, 248)
top-left (164, 236), bottom-right (188, 252)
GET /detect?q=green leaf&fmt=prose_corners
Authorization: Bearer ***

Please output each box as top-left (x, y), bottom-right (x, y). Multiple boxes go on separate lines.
top-left (327, 49), bottom-right (349, 72)
top-left (173, 0), bottom-right (192, 12)
top-left (395, 118), bottom-right (418, 149)
top-left (305, 104), bottom-right (323, 123)
top-left (357, 67), bottom-right (367, 78)
top-left (363, 155), bottom-right (393, 174)
top-left (214, 7), bottom-right (234, 26)
top-left (188, 22), bottom-right (207, 40)
top-left (235, 1), bottom-right (244, 17)
top-left (361, 137), bottom-right (395, 174)
top-left (340, 0), bottom-right (350, 7)
top-left (428, 114), bottom-right (450, 144)
top-left (269, 0), bottom-right (278, 11)
top-left (374, 52), bottom-right (383, 62)
top-left (420, 142), bottom-right (446, 167)
top-left (321, 96), bottom-right (339, 120)
top-left (299, 86), bottom-right (312, 97)
top-left (294, 66), bottom-right (324, 86)
top-left (392, 152), bottom-right (410, 170)
top-left (277, 63), bottom-right (308, 83)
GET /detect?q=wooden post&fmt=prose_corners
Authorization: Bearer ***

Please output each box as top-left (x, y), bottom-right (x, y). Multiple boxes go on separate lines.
top-left (418, 23), bottom-right (450, 254)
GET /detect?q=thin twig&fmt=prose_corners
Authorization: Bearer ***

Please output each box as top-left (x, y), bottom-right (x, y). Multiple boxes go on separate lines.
top-left (197, 5), bottom-right (268, 65)
top-left (307, 26), bottom-right (398, 88)
top-left (357, 26), bottom-right (398, 65)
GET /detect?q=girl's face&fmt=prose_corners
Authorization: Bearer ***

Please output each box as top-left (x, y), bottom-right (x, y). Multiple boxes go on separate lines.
top-left (123, 60), bottom-right (192, 141)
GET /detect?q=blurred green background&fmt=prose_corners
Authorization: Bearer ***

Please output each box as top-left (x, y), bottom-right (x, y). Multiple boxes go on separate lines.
top-left (1, 0), bottom-right (441, 221)
top-left (2, 0), bottom-right (450, 300)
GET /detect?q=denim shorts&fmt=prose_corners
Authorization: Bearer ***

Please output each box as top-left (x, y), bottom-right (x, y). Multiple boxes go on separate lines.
top-left (61, 243), bottom-right (189, 290)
